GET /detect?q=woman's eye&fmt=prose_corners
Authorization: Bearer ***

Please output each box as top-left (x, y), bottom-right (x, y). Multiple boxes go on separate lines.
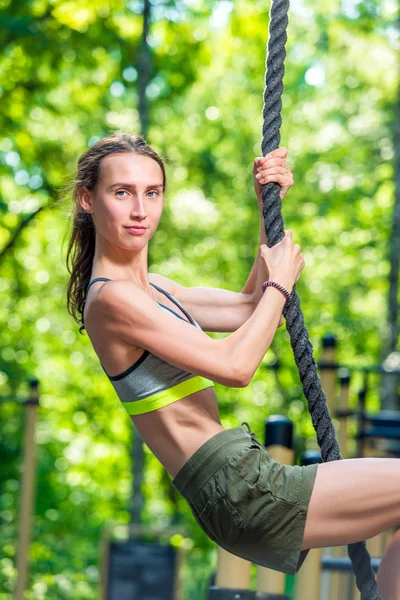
top-left (115, 190), bottom-right (159, 198)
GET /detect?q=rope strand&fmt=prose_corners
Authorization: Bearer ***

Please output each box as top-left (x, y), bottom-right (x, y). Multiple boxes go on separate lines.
top-left (260, 2), bottom-right (382, 597)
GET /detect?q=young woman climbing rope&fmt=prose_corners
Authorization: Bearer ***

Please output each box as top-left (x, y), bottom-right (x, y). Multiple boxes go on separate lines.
top-left (65, 131), bottom-right (400, 599)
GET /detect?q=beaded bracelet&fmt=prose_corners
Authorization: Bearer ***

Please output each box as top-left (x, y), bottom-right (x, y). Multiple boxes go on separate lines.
top-left (261, 280), bottom-right (292, 301)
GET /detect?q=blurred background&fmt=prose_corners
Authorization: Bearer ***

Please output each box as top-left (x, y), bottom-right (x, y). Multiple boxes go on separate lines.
top-left (0, 0), bottom-right (398, 598)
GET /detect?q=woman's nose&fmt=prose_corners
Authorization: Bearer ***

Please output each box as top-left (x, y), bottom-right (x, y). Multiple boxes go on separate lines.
top-left (129, 197), bottom-right (147, 217)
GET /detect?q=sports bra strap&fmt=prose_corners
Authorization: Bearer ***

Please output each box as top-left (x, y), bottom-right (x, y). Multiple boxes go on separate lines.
top-left (86, 277), bottom-right (111, 291)
top-left (150, 282), bottom-right (196, 326)
top-left (82, 277), bottom-right (195, 327)
top-left (83, 277), bottom-right (111, 305)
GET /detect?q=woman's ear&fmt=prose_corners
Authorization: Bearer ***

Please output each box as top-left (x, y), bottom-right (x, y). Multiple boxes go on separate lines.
top-left (77, 187), bottom-right (93, 213)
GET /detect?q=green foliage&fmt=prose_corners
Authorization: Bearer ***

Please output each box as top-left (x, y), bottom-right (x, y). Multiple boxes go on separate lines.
top-left (0, 0), bottom-right (397, 598)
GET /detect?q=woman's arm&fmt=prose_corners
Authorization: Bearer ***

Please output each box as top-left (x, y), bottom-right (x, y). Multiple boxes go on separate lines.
top-left (241, 214), bottom-right (269, 306)
top-left (139, 149), bottom-right (294, 335)
top-left (242, 147), bottom-right (294, 309)
top-left (90, 279), bottom-right (290, 388)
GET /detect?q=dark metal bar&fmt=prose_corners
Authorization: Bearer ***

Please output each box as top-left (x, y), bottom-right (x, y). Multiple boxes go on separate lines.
top-left (322, 556), bottom-right (381, 573)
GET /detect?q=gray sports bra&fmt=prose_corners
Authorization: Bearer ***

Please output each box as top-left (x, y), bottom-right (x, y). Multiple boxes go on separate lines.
top-left (83, 277), bottom-right (215, 416)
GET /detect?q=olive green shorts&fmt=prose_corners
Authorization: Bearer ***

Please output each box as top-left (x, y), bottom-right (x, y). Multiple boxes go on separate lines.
top-left (172, 422), bottom-right (319, 575)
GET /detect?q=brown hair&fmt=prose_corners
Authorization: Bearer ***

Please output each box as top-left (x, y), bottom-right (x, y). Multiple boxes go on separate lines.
top-left (64, 131), bottom-right (167, 334)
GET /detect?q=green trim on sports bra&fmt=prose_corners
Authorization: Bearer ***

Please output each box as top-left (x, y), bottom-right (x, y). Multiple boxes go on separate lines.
top-left (82, 276), bottom-right (215, 416)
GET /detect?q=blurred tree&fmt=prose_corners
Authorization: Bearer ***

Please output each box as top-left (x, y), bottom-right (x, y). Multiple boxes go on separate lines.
top-left (0, 0), bottom-right (398, 597)
top-left (379, 83), bottom-right (400, 411)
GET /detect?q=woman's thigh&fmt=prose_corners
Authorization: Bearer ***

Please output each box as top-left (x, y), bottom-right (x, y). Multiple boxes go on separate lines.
top-left (301, 457), bottom-right (400, 550)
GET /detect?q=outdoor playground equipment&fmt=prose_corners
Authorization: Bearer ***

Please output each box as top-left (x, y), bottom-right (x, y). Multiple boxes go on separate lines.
top-left (0, 378), bottom-right (40, 600)
top-left (204, 333), bottom-right (400, 600)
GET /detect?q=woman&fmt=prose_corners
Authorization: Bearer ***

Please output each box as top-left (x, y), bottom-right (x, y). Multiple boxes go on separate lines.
top-left (66, 131), bottom-right (399, 596)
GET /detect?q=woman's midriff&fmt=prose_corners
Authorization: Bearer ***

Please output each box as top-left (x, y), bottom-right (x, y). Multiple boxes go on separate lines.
top-left (131, 386), bottom-right (225, 478)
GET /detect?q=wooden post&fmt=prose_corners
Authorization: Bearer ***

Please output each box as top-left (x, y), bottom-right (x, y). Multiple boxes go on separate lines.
top-left (319, 336), bottom-right (348, 600)
top-left (338, 369), bottom-right (351, 459)
top-left (255, 416), bottom-right (292, 599)
top-left (209, 549), bottom-right (255, 600)
top-left (355, 385), bottom-right (367, 459)
top-left (294, 450), bottom-right (323, 600)
top-left (209, 425), bottom-right (252, 599)
top-left (215, 548), bottom-right (252, 590)
top-left (319, 334), bottom-right (338, 415)
top-left (99, 522), bottom-right (115, 600)
top-left (15, 380), bottom-right (40, 600)
top-left (351, 371), bottom-right (395, 600)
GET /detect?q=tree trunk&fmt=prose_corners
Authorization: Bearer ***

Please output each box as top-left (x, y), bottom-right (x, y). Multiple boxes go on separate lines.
top-left (380, 83), bottom-right (400, 411)
top-left (129, 0), bottom-right (152, 527)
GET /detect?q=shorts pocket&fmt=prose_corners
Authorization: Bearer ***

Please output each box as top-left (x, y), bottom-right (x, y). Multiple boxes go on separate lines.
top-left (227, 443), bottom-right (298, 504)
top-left (192, 483), bottom-right (244, 547)
top-left (227, 443), bottom-right (263, 486)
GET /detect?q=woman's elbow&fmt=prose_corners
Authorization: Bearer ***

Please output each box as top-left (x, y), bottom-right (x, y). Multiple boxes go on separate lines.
top-left (229, 367), bottom-right (251, 388)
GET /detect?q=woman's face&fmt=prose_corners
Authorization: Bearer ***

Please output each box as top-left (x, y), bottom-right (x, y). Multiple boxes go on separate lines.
top-left (82, 152), bottom-right (164, 250)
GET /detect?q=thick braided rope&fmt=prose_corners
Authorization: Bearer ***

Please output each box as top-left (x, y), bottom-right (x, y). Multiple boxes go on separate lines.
top-left (260, 2), bottom-right (382, 598)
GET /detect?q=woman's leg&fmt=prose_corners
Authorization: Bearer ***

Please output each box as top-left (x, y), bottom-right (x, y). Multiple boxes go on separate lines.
top-left (301, 457), bottom-right (400, 598)
top-left (376, 529), bottom-right (400, 600)
top-left (301, 457), bottom-right (400, 547)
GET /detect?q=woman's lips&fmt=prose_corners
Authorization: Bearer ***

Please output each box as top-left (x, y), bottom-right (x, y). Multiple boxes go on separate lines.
top-left (125, 227), bottom-right (147, 235)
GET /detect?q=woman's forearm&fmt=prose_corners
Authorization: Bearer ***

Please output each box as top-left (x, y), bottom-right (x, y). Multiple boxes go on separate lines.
top-left (241, 209), bottom-right (269, 303)
top-left (245, 146), bottom-right (293, 299)
top-left (225, 283), bottom-right (290, 385)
